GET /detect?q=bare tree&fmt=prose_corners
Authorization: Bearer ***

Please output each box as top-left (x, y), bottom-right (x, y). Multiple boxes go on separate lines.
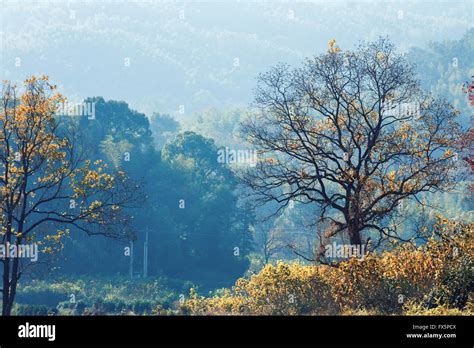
top-left (258, 228), bottom-right (286, 264)
top-left (241, 39), bottom-right (463, 249)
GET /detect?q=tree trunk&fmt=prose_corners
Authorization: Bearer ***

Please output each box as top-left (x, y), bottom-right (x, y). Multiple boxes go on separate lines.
top-left (2, 259), bottom-right (10, 316)
top-left (7, 251), bottom-right (21, 316)
top-left (2, 221), bottom-right (13, 316)
top-left (348, 224), bottom-right (362, 246)
top-left (1, 255), bottom-right (18, 316)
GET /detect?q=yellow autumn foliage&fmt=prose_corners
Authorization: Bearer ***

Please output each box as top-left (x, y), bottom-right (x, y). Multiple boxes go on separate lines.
top-left (1, 76), bottom-right (121, 255)
top-left (181, 219), bottom-right (473, 315)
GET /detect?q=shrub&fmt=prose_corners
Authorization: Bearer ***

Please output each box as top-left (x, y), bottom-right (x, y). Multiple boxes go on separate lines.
top-left (74, 300), bottom-right (88, 315)
top-left (182, 262), bottom-right (340, 315)
top-left (181, 219), bottom-right (473, 315)
top-left (14, 304), bottom-right (55, 316)
top-left (15, 287), bottom-right (69, 307)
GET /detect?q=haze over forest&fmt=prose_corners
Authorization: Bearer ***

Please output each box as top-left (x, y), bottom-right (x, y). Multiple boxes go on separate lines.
top-left (2, 1), bottom-right (472, 117)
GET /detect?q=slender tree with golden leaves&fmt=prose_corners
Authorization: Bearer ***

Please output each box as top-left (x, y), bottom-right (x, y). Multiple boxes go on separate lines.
top-left (0, 76), bottom-right (136, 315)
top-left (241, 39), bottom-right (465, 252)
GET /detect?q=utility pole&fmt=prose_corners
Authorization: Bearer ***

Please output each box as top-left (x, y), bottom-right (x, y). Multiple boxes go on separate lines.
top-left (129, 240), bottom-right (134, 279)
top-left (143, 228), bottom-right (149, 278)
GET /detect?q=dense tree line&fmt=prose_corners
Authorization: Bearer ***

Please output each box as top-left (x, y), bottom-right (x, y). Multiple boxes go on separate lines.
top-left (53, 97), bottom-right (252, 287)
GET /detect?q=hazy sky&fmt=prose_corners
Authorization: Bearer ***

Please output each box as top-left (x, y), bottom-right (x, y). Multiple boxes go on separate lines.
top-left (1, 0), bottom-right (472, 117)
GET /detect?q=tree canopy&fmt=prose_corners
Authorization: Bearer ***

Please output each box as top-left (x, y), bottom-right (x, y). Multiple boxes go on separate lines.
top-left (241, 38), bottom-right (464, 250)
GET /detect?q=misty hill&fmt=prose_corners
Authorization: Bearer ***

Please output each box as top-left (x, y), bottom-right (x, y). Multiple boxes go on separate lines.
top-left (1, 1), bottom-right (472, 117)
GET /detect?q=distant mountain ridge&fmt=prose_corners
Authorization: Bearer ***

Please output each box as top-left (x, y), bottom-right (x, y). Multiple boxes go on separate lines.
top-left (1, 1), bottom-right (472, 119)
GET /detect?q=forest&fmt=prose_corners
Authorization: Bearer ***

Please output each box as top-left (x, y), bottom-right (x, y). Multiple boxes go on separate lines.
top-left (0, 11), bottom-right (473, 317)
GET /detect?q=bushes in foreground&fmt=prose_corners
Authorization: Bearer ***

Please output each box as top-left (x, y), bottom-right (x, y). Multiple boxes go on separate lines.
top-left (180, 219), bottom-right (473, 315)
top-left (11, 218), bottom-right (473, 316)
top-left (13, 276), bottom-right (176, 315)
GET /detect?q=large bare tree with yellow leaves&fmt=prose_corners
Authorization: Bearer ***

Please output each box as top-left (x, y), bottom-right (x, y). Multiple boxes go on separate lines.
top-left (242, 39), bottom-right (464, 252)
top-left (0, 76), bottom-right (136, 315)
